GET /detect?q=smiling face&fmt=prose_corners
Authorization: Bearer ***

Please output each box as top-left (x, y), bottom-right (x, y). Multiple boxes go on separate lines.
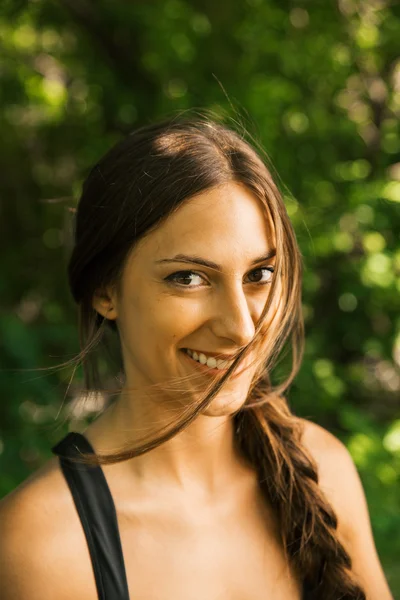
top-left (93, 181), bottom-right (279, 417)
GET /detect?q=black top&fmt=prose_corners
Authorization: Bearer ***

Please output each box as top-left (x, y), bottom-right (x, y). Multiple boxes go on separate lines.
top-left (52, 432), bottom-right (315, 600)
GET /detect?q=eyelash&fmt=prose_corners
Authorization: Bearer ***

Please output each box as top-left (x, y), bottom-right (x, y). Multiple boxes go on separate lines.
top-left (165, 267), bottom-right (275, 288)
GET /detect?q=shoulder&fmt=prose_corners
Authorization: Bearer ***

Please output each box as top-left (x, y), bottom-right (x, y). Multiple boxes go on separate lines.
top-left (298, 419), bottom-right (354, 531)
top-left (299, 416), bottom-right (346, 455)
top-left (0, 456), bottom-right (64, 541)
top-left (298, 418), bottom-right (371, 536)
top-left (298, 417), bottom-right (373, 543)
top-left (299, 418), bottom-right (350, 489)
top-left (298, 418), bottom-right (394, 599)
top-left (0, 457), bottom-right (97, 600)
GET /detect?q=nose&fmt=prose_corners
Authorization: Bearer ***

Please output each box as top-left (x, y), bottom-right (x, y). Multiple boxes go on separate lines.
top-left (211, 283), bottom-right (256, 348)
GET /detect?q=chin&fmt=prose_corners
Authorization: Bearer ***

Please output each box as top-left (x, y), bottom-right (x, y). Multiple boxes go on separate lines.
top-left (200, 393), bottom-right (246, 417)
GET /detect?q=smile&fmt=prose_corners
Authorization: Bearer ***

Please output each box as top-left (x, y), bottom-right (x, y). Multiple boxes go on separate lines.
top-left (181, 348), bottom-right (232, 373)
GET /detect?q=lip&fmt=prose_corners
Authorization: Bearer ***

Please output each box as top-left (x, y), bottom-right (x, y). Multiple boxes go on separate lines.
top-left (182, 348), bottom-right (238, 360)
top-left (180, 349), bottom-right (230, 374)
top-left (180, 349), bottom-right (249, 379)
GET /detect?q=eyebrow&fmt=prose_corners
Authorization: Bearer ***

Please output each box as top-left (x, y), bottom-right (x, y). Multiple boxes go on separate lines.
top-left (155, 249), bottom-right (276, 272)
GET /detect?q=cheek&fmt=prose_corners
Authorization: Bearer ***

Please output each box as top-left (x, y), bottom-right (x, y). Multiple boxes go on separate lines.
top-left (116, 292), bottom-right (157, 349)
top-left (133, 297), bottom-right (203, 349)
top-left (255, 283), bottom-right (285, 349)
top-left (257, 280), bottom-right (281, 322)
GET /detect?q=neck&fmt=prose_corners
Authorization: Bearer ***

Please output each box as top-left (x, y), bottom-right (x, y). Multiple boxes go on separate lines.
top-left (84, 388), bottom-right (252, 499)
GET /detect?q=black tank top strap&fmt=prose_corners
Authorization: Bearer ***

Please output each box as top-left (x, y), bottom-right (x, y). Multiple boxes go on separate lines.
top-left (51, 432), bottom-right (130, 600)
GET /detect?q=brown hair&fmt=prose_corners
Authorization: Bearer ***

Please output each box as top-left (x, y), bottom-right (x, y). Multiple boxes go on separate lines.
top-left (61, 111), bottom-right (365, 599)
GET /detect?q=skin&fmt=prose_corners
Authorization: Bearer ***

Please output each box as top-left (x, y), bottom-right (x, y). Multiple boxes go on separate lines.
top-left (0, 181), bottom-right (393, 599)
top-left (88, 181), bottom-right (278, 497)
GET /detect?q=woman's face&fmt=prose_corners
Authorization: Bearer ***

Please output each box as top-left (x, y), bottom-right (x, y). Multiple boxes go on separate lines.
top-left (95, 182), bottom-right (279, 417)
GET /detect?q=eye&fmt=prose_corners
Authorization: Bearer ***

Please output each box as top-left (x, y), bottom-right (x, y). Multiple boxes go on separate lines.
top-left (165, 267), bottom-right (275, 288)
top-left (165, 271), bottom-right (205, 287)
top-left (247, 267), bottom-right (275, 285)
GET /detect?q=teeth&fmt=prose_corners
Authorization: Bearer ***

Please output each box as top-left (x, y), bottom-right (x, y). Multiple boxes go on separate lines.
top-left (199, 353), bottom-right (207, 365)
top-left (185, 349), bottom-right (231, 370)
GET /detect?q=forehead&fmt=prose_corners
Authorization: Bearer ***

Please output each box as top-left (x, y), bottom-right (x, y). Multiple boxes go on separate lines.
top-left (132, 182), bottom-right (276, 263)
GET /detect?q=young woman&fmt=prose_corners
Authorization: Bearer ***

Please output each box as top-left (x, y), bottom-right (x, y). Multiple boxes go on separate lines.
top-left (0, 114), bottom-right (393, 600)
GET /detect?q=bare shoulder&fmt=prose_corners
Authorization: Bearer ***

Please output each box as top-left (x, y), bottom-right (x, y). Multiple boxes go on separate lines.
top-left (298, 417), bottom-right (375, 539)
top-left (0, 456), bottom-right (65, 542)
top-left (297, 419), bottom-right (353, 529)
top-left (299, 417), bottom-right (346, 456)
top-left (298, 418), bottom-right (394, 599)
top-left (0, 456), bottom-right (97, 600)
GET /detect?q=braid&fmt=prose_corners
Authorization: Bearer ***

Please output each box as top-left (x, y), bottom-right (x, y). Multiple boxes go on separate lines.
top-left (234, 395), bottom-right (366, 600)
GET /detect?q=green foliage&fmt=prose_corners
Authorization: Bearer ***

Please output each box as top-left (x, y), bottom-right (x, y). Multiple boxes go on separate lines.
top-left (1, 0), bottom-right (399, 592)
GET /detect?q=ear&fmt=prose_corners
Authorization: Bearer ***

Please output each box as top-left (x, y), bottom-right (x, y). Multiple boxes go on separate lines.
top-left (92, 286), bottom-right (118, 321)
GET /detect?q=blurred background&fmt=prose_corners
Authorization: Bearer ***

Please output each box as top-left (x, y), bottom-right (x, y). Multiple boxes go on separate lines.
top-left (0, 0), bottom-right (399, 592)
